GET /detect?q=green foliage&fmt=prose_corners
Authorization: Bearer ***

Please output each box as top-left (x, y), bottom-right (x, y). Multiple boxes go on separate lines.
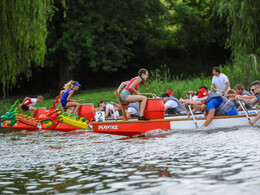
top-left (0, 0), bottom-right (54, 96)
top-left (51, 0), bottom-right (170, 72)
top-left (217, 0), bottom-right (260, 88)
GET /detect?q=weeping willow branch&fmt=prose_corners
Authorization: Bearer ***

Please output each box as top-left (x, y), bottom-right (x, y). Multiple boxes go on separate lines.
top-left (0, 0), bottom-right (54, 96)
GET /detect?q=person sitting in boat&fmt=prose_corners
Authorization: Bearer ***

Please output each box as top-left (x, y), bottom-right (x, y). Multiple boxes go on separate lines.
top-left (198, 88), bottom-right (238, 128)
top-left (226, 89), bottom-right (246, 111)
top-left (180, 86), bottom-right (208, 114)
top-left (60, 80), bottom-right (81, 117)
top-left (234, 84), bottom-right (255, 109)
top-left (236, 83), bottom-right (260, 125)
top-left (116, 68), bottom-right (150, 120)
top-left (126, 102), bottom-right (139, 119)
top-left (161, 93), bottom-right (186, 115)
top-left (97, 100), bottom-right (120, 117)
top-left (19, 95), bottom-right (44, 118)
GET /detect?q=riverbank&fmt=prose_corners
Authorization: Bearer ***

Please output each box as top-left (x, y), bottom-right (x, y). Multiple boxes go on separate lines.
top-left (0, 77), bottom-right (211, 116)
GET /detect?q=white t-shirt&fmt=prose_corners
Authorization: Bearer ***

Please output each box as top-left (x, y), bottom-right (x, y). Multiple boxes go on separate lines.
top-left (106, 104), bottom-right (119, 116)
top-left (24, 98), bottom-right (37, 106)
top-left (212, 73), bottom-right (230, 93)
top-left (165, 100), bottom-right (178, 108)
top-left (126, 107), bottom-right (138, 115)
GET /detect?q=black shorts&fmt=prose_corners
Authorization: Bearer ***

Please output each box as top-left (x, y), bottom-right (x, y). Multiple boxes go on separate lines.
top-left (62, 103), bottom-right (67, 107)
top-left (21, 105), bottom-right (29, 111)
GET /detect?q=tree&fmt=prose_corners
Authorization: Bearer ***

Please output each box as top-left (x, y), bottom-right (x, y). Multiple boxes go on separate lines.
top-left (216, 0), bottom-right (260, 87)
top-left (47, 0), bottom-right (170, 87)
top-left (0, 0), bottom-right (53, 96)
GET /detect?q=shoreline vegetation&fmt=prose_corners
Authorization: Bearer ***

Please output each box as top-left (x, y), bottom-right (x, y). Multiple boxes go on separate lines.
top-left (1, 62), bottom-right (259, 116)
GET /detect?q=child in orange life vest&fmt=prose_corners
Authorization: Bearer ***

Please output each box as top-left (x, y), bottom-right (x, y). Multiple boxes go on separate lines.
top-left (116, 68), bottom-right (150, 120)
top-left (19, 96), bottom-right (44, 118)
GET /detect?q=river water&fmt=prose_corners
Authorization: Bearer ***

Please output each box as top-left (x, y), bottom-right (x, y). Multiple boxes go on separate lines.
top-left (0, 127), bottom-right (260, 194)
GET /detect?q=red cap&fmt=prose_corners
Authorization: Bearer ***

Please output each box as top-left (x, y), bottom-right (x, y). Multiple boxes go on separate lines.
top-left (198, 88), bottom-right (209, 100)
top-left (166, 90), bottom-right (174, 96)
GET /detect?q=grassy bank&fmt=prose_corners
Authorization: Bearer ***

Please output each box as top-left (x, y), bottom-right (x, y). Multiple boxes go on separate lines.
top-left (0, 77), bottom-right (211, 116)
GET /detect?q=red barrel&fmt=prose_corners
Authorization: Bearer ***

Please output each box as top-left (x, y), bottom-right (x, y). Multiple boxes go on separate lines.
top-left (143, 98), bottom-right (165, 119)
top-left (35, 107), bottom-right (47, 120)
top-left (78, 104), bottom-right (95, 120)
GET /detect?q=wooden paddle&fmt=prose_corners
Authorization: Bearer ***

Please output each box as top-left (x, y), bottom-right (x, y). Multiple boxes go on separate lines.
top-left (74, 99), bottom-right (85, 102)
top-left (213, 88), bottom-right (224, 93)
top-left (140, 93), bottom-right (153, 95)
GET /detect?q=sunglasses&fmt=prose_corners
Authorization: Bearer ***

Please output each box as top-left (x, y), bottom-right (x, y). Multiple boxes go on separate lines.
top-left (251, 88), bottom-right (259, 92)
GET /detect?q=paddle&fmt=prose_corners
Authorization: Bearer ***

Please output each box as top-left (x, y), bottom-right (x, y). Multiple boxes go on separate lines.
top-left (140, 93), bottom-right (153, 95)
top-left (213, 88), bottom-right (223, 93)
top-left (188, 94), bottom-right (198, 128)
top-left (74, 99), bottom-right (85, 102)
top-left (238, 100), bottom-right (250, 122)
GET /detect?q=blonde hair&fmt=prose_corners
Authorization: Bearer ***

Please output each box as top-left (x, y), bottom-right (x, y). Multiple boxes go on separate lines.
top-left (63, 80), bottom-right (78, 90)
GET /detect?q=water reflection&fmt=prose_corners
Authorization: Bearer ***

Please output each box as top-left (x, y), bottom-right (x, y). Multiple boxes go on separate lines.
top-left (0, 127), bottom-right (260, 194)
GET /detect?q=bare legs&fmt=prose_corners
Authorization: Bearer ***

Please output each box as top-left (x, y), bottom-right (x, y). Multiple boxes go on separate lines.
top-left (124, 95), bottom-right (147, 117)
top-left (29, 107), bottom-right (37, 118)
top-left (66, 102), bottom-right (80, 117)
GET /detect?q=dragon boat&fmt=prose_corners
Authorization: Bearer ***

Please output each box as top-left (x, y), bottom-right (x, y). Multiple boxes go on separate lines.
top-left (58, 97), bottom-right (260, 137)
top-left (1, 97), bottom-right (259, 136)
top-left (0, 96), bottom-right (95, 132)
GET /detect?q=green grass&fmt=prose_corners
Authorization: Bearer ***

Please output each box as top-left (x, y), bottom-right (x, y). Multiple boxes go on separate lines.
top-left (0, 76), bottom-right (211, 116)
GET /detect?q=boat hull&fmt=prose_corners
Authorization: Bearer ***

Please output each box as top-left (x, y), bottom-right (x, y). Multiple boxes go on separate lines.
top-left (92, 114), bottom-right (260, 137)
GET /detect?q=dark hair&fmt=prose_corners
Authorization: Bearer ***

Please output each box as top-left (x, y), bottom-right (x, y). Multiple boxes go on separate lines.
top-left (138, 68), bottom-right (148, 77)
top-left (234, 84), bottom-right (243, 90)
top-left (199, 85), bottom-right (208, 92)
top-left (138, 68), bottom-right (150, 89)
top-left (161, 93), bottom-right (170, 98)
top-left (98, 100), bottom-right (105, 107)
top-left (249, 80), bottom-right (260, 88)
top-left (212, 67), bottom-right (220, 73)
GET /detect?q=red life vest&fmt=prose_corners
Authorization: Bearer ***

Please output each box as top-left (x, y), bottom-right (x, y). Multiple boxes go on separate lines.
top-left (24, 98), bottom-right (33, 106)
top-left (124, 76), bottom-right (142, 94)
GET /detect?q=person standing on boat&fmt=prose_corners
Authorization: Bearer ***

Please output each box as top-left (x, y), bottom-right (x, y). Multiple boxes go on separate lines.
top-left (161, 93), bottom-right (187, 115)
top-left (60, 80), bottom-right (81, 117)
top-left (117, 68), bottom-right (150, 120)
top-left (210, 67), bottom-right (230, 95)
top-left (237, 83), bottom-right (260, 125)
top-left (198, 88), bottom-right (238, 128)
top-left (19, 95), bottom-right (44, 117)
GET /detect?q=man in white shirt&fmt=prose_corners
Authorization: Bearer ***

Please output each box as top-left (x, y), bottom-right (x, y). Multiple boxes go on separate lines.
top-left (210, 67), bottom-right (230, 94)
top-left (161, 93), bottom-right (186, 114)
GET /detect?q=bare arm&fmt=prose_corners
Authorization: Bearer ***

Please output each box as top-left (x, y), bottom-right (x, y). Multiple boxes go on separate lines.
top-left (249, 112), bottom-right (260, 125)
top-left (66, 90), bottom-right (75, 102)
top-left (223, 81), bottom-right (230, 93)
top-left (211, 83), bottom-right (215, 90)
top-left (236, 95), bottom-right (258, 105)
top-left (19, 97), bottom-right (30, 106)
top-left (117, 81), bottom-right (129, 93)
top-left (201, 109), bottom-right (215, 127)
